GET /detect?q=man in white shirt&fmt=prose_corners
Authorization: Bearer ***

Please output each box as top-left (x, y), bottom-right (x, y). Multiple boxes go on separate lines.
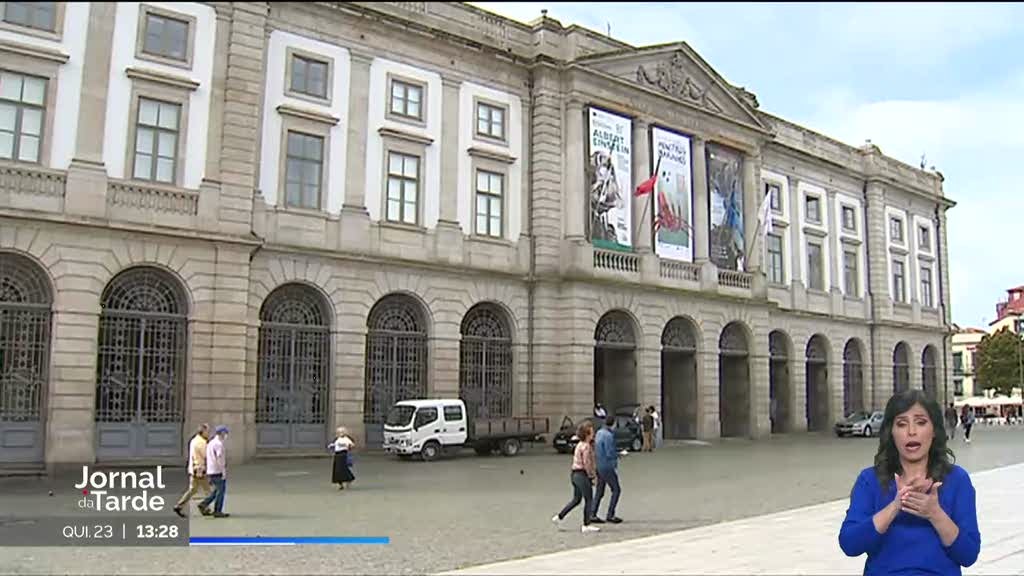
top-left (198, 425), bottom-right (229, 518)
top-left (651, 406), bottom-right (662, 449)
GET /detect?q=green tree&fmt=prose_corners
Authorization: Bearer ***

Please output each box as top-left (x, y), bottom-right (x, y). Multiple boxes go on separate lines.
top-left (975, 327), bottom-right (1022, 397)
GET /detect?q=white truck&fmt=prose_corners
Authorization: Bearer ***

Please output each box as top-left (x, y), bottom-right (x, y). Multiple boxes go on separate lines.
top-left (382, 398), bottom-right (548, 461)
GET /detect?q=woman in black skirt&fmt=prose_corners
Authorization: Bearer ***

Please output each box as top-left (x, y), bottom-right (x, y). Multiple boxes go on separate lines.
top-left (329, 426), bottom-right (355, 490)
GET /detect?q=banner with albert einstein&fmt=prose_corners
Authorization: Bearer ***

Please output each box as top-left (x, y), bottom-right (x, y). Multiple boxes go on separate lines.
top-left (587, 107), bottom-right (633, 250)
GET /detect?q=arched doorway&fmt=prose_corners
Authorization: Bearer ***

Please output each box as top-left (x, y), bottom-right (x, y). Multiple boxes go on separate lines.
top-left (0, 252), bottom-right (52, 464)
top-left (922, 345), bottom-right (938, 400)
top-left (256, 284), bottom-right (331, 451)
top-left (893, 342), bottom-right (911, 395)
top-left (95, 267), bottom-right (188, 460)
top-left (661, 317), bottom-right (698, 439)
top-left (594, 310), bottom-right (637, 416)
top-left (805, 334), bottom-right (830, 431)
top-left (843, 339), bottom-right (865, 416)
top-left (460, 303), bottom-right (513, 422)
top-left (719, 322), bottom-right (750, 438)
top-left (363, 294), bottom-right (428, 447)
top-left (769, 330), bottom-right (792, 433)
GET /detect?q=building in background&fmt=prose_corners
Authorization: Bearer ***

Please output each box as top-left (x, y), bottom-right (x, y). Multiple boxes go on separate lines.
top-left (952, 328), bottom-right (985, 398)
top-left (0, 2), bottom-right (952, 469)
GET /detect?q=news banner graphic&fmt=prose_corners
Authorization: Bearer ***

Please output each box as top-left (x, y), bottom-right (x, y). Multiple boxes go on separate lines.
top-left (0, 464), bottom-right (391, 547)
top-left (0, 464), bottom-right (189, 547)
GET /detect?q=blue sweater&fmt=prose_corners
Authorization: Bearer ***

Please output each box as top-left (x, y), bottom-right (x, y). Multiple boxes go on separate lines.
top-left (839, 465), bottom-right (981, 575)
top-left (595, 427), bottom-right (618, 472)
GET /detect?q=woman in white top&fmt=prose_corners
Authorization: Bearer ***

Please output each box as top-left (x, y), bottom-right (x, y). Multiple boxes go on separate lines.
top-left (329, 426), bottom-right (356, 490)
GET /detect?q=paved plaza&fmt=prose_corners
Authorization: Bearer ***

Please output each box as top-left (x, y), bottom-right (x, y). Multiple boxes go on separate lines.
top-left (1, 426), bottom-right (1023, 575)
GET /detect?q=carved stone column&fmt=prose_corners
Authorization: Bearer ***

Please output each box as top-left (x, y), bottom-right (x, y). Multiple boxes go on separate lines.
top-left (340, 50), bottom-right (374, 252)
top-left (435, 76), bottom-right (464, 264)
top-left (633, 119), bottom-right (652, 252)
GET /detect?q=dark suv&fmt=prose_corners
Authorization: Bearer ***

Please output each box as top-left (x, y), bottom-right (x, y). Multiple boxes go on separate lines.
top-left (552, 414), bottom-right (643, 454)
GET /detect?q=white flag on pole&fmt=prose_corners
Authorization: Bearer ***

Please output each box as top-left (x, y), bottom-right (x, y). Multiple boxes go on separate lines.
top-left (759, 189), bottom-right (774, 238)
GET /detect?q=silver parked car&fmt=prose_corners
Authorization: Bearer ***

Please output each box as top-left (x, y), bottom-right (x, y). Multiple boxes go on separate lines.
top-left (834, 411), bottom-right (884, 437)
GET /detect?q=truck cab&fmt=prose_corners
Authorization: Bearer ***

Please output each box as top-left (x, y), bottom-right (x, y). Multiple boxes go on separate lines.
top-left (383, 399), bottom-right (468, 460)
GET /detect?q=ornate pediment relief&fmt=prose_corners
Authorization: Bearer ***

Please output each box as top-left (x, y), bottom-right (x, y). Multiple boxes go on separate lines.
top-left (635, 52), bottom-right (723, 114)
top-left (577, 45), bottom-right (768, 132)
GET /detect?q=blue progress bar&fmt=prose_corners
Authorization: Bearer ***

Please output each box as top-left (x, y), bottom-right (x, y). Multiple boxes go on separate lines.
top-left (190, 536), bottom-right (389, 546)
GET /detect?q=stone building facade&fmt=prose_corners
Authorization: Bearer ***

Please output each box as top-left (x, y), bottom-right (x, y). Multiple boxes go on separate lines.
top-left (0, 1), bottom-right (953, 468)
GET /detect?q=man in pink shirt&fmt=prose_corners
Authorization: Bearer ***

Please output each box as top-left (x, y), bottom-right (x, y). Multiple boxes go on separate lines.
top-left (198, 425), bottom-right (230, 518)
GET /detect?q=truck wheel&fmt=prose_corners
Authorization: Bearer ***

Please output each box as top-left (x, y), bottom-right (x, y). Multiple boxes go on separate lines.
top-left (631, 437), bottom-right (643, 452)
top-left (421, 441), bottom-right (441, 462)
top-left (500, 438), bottom-right (521, 457)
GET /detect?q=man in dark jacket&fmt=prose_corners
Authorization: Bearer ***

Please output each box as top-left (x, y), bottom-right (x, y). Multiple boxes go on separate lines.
top-left (592, 416), bottom-right (623, 524)
top-left (641, 407), bottom-right (655, 452)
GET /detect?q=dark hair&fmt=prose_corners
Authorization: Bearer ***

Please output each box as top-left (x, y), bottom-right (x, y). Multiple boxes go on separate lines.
top-left (874, 389), bottom-right (954, 488)
top-left (605, 415), bottom-right (615, 427)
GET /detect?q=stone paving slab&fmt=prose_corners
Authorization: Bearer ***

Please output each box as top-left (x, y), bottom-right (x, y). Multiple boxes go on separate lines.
top-left (442, 463), bottom-right (1024, 575)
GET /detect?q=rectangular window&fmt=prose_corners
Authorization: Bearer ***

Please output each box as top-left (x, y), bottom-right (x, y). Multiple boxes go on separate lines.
top-left (921, 265), bottom-right (933, 307)
top-left (842, 205), bottom-right (857, 232)
top-left (289, 54), bottom-right (328, 100)
top-left (767, 182), bottom-right (782, 213)
top-left (766, 233), bottom-right (784, 285)
top-left (805, 195), bottom-right (821, 223)
top-left (807, 240), bottom-right (824, 291)
top-left (953, 352), bottom-right (963, 375)
top-left (386, 151), bottom-right (419, 225)
top-left (844, 249), bottom-right (858, 295)
top-left (475, 170), bottom-right (503, 238)
top-left (890, 216), bottom-right (904, 242)
top-left (284, 131), bottom-right (323, 209)
top-left (3, 1), bottom-right (56, 31)
top-left (954, 378), bottom-right (963, 396)
top-left (0, 71), bottom-right (46, 163)
top-left (476, 102), bottom-right (505, 141)
top-left (443, 405), bottom-right (463, 422)
top-left (132, 98), bottom-right (180, 183)
top-left (919, 225), bottom-right (931, 251)
top-left (389, 79), bottom-right (423, 121)
top-left (893, 259), bottom-right (906, 303)
top-left (142, 11), bottom-right (189, 62)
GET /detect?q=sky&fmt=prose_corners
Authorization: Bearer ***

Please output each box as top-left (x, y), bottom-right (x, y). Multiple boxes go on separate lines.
top-left (471, 2), bottom-right (1024, 329)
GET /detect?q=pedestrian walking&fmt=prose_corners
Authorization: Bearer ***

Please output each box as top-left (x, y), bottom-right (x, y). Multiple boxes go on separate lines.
top-left (838, 389), bottom-right (979, 574)
top-left (552, 421), bottom-right (599, 533)
top-left (198, 425), bottom-right (230, 518)
top-left (944, 403), bottom-right (958, 440)
top-left (592, 416), bottom-right (623, 524)
top-left (641, 407), bottom-right (655, 452)
top-left (329, 426), bottom-right (356, 490)
top-left (961, 406), bottom-right (975, 444)
top-left (173, 423), bottom-right (211, 517)
top-left (651, 405), bottom-right (662, 449)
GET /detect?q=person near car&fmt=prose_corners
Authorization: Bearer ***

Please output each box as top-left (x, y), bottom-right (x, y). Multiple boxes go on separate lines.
top-left (650, 405), bottom-right (662, 449)
top-left (594, 403), bottom-right (607, 419)
top-left (591, 416), bottom-right (623, 524)
top-left (945, 403), bottom-right (958, 440)
top-left (552, 420), bottom-right (600, 533)
top-left (838, 389), bottom-right (979, 575)
top-left (960, 406), bottom-right (975, 444)
top-left (641, 407), bottom-right (655, 452)
top-left (329, 426), bottom-right (356, 490)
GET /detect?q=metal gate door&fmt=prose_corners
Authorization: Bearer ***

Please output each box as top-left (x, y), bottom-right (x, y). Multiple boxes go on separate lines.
top-left (459, 304), bottom-right (512, 422)
top-left (95, 268), bottom-right (186, 460)
top-left (257, 285), bottom-right (329, 450)
top-left (0, 253), bottom-right (52, 465)
top-left (364, 295), bottom-right (426, 447)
